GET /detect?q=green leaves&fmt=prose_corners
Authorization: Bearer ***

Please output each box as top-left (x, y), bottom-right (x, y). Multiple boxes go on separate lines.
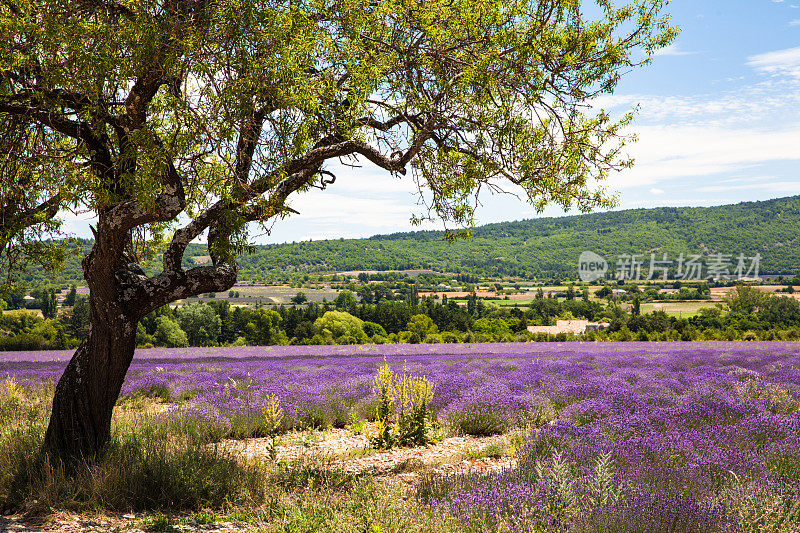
top-left (1, 0), bottom-right (675, 289)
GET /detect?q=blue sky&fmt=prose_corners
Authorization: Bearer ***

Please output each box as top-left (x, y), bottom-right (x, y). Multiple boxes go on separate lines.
top-left (64, 0), bottom-right (800, 244)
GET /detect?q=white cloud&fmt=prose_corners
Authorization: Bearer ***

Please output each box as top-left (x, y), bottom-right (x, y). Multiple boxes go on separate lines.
top-left (649, 188), bottom-right (664, 195)
top-left (322, 161), bottom-right (418, 195)
top-left (790, 19), bottom-right (800, 25)
top-left (653, 43), bottom-right (696, 57)
top-left (610, 124), bottom-right (800, 188)
top-left (747, 46), bottom-right (800, 78)
top-left (285, 190), bottom-right (413, 228)
top-left (694, 181), bottom-right (800, 193)
top-left (592, 80), bottom-right (800, 128)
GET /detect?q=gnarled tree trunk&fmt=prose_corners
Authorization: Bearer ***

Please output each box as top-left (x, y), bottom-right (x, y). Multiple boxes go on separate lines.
top-left (42, 212), bottom-right (238, 461)
top-left (42, 307), bottom-right (137, 460)
top-left (42, 230), bottom-right (142, 460)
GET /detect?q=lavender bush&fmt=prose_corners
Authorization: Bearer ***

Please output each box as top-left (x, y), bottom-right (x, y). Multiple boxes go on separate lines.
top-left (3, 341), bottom-right (800, 530)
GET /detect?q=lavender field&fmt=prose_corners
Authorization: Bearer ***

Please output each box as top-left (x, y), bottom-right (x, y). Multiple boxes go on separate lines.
top-left (3, 342), bottom-right (800, 531)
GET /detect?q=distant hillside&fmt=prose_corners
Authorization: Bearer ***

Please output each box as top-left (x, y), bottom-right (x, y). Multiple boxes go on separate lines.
top-left (14, 196), bottom-right (800, 285)
top-left (225, 195), bottom-right (800, 279)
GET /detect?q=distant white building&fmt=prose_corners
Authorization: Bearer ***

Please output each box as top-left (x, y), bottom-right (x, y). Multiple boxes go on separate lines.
top-left (527, 320), bottom-right (610, 335)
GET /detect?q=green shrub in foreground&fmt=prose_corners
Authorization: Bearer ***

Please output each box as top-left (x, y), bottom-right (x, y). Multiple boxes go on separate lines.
top-left (370, 363), bottom-right (435, 450)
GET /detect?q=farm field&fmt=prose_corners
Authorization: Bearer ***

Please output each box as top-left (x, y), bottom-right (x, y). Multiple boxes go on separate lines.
top-left (181, 284), bottom-right (340, 305)
top-left (639, 300), bottom-right (718, 318)
top-left (2, 342), bottom-right (800, 532)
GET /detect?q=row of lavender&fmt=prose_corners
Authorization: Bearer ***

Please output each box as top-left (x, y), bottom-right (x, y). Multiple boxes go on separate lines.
top-left (4, 342), bottom-right (800, 530)
top-left (416, 343), bottom-right (800, 531)
top-left (3, 343), bottom-right (800, 437)
top-left (1, 343), bottom-right (791, 433)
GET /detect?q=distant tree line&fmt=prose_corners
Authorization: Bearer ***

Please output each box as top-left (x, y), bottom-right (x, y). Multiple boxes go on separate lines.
top-left (4, 284), bottom-right (800, 351)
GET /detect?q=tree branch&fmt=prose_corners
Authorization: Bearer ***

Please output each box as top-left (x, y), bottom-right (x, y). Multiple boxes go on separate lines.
top-left (124, 262), bottom-right (238, 316)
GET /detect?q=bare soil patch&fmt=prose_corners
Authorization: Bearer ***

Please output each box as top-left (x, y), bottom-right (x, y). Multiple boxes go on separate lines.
top-left (221, 425), bottom-right (518, 482)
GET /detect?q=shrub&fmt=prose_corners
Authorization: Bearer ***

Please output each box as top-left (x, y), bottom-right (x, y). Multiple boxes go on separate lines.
top-left (441, 402), bottom-right (511, 436)
top-left (314, 311), bottom-right (368, 342)
top-left (441, 331), bottom-right (460, 343)
top-left (371, 363), bottom-right (396, 450)
top-left (362, 321), bottom-right (387, 337)
top-left (370, 363), bottom-right (436, 449)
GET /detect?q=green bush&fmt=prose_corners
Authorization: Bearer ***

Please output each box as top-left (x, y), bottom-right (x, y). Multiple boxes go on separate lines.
top-left (363, 321), bottom-right (387, 337)
top-left (314, 311), bottom-right (368, 342)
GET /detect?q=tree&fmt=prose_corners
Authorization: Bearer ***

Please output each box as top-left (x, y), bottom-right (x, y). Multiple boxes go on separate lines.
top-left (363, 321), bottom-right (388, 338)
top-left (244, 308), bottom-right (287, 345)
top-left (68, 295), bottom-right (90, 342)
top-left (41, 289), bottom-right (58, 319)
top-left (334, 290), bottom-right (358, 310)
top-left (758, 294), bottom-right (800, 328)
top-left (314, 310), bottom-right (367, 341)
top-left (472, 316), bottom-right (512, 336)
top-left (631, 296), bottom-right (641, 317)
top-left (291, 292), bottom-right (308, 305)
top-left (154, 315), bottom-right (189, 347)
top-left (63, 285), bottom-right (78, 307)
top-left (467, 292), bottom-right (478, 316)
top-left (0, 0), bottom-right (675, 461)
top-left (725, 286), bottom-right (768, 316)
top-left (176, 303), bottom-right (221, 346)
top-left (356, 284), bottom-right (374, 304)
top-left (406, 314), bottom-right (438, 337)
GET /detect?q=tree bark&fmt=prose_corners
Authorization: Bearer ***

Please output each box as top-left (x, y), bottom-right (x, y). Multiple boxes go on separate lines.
top-left (41, 223), bottom-right (237, 462)
top-left (42, 308), bottom-right (137, 461)
top-left (42, 232), bottom-right (141, 460)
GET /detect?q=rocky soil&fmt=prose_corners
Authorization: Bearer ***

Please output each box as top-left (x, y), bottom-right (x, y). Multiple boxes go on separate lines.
top-left (2, 427), bottom-right (518, 532)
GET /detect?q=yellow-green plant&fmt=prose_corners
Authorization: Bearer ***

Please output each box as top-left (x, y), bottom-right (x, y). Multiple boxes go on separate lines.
top-left (370, 363), bottom-right (435, 450)
top-left (262, 394), bottom-right (284, 435)
top-left (262, 394), bottom-right (284, 460)
top-left (397, 371), bottom-right (435, 447)
top-left (371, 363), bottom-right (396, 450)
top-left (0, 377), bottom-right (22, 410)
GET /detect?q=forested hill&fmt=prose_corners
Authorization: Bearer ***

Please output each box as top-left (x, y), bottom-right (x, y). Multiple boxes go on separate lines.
top-left (19, 196), bottom-right (800, 284)
top-left (225, 195), bottom-right (800, 279)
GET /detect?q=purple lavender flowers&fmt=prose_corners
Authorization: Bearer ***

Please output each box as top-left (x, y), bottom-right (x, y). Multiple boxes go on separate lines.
top-left (3, 341), bottom-right (800, 530)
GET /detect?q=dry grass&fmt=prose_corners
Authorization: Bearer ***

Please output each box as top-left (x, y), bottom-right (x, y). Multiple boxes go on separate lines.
top-left (0, 385), bottom-right (467, 533)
